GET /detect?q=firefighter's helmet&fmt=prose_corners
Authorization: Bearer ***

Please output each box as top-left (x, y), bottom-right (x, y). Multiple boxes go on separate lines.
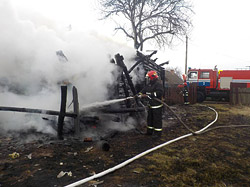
top-left (146, 70), bottom-right (158, 80)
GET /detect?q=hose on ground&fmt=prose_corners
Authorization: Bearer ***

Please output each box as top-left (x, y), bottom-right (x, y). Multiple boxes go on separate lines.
top-left (153, 98), bottom-right (198, 135)
top-left (64, 105), bottom-right (218, 187)
top-left (202, 124), bottom-right (250, 134)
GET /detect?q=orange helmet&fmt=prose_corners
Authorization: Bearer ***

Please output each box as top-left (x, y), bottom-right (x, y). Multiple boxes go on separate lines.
top-left (146, 70), bottom-right (158, 80)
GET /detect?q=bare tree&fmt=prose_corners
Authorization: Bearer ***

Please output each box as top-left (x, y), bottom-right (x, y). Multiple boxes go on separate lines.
top-left (98, 0), bottom-right (193, 51)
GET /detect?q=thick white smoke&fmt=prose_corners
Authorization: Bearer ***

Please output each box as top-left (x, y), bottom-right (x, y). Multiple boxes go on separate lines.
top-left (0, 0), bottom-right (136, 135)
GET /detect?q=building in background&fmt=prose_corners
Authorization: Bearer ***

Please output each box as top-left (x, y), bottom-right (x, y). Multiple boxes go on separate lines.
top-left (165, 70), bottom-right (183, 88)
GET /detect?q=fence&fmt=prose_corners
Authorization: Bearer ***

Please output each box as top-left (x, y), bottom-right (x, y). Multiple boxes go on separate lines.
top-left (230, 83), bottom-right (250, 105)
top-left (165, 83), bottom-right (197, 105)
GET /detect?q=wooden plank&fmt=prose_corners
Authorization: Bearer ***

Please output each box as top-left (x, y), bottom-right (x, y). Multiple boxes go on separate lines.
top-left (57, 86), bottom-right (67, 140)
top-left (115, 54), bottom-right (137, 95)
top-left (72, 86), bottom-right (80, 137)
top-left (239, 88), bottom-right (250, 105)
top-left (230, 87), bottom-right (250, 105)
top-left (0, 106), bottom-right (76, 117)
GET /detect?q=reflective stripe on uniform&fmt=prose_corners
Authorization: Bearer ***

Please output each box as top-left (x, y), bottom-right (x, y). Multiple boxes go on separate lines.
top-left (148, 126), bottom-right (162, 131)
top-left (153, 92), bottom-right (157, 97)
top-left (149, 104), bottom-right (163, 109)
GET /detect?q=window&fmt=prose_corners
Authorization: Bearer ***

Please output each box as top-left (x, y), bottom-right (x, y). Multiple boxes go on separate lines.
top-left (200, 72), bottom-right (210, 79)
top-left (188, 71), bottom-right (198, 79)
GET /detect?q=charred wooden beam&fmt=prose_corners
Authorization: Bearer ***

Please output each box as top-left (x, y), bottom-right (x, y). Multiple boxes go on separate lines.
top-left (72, 86), bottom-right (80, 137)
top-left (57, 86), bottom-right (67, 140)
top-left (128, 60), bottom-right (143, 73)
top-left (149, 50), bottom-right (157, 57)
top-left (121, 74), bottom-right (131, 108)
top-left (143, 60), bottom-right (164, 71)
top-left (0, 106), bottom-right (76, 117)
top-left (115, 54), bottom-right (137, 96)
top-left (136, 51), bottom-right (165, 72)
top-left (159, 61), bottom-right (169, 67)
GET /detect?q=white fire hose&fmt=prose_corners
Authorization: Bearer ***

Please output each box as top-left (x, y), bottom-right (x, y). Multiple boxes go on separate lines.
top-left (64, 105), bottom-right (218, 187)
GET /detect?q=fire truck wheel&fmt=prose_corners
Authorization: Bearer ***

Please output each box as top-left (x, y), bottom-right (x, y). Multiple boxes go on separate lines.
top-left (197, 91), bottom-right (205, 103)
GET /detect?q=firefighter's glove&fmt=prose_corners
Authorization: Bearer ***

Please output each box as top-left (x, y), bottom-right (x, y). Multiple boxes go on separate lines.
top-left (134, 95), bottom-right (141, 100)
top-left (135, 94), bottom-right (147, 100)
top-left (141, 94), bottom-right (148, 98)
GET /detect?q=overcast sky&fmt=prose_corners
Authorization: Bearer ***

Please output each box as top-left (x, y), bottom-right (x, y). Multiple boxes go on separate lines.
top-left (7, 0), bottom-right (250, 72)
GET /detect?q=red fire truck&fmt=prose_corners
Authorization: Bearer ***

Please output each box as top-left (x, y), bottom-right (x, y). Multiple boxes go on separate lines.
top-left (186, 67), bottom-right (250, 102)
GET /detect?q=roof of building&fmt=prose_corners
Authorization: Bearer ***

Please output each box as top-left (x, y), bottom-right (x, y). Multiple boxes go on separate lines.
top-left (165, 70), bottom-right (183, 87)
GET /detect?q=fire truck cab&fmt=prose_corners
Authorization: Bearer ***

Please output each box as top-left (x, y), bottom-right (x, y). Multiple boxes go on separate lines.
top-left (187, 67), bottom-right (250, 102)
top-left (187, 68), bottom-right (218, 102)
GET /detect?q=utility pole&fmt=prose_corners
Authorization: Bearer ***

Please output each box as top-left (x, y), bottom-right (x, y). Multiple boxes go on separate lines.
top-left (185, 35), bottom-right (188, 75)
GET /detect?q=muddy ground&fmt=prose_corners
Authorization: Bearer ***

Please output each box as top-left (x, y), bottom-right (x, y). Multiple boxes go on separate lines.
top-left (0, 102), bottom-right (250, 187)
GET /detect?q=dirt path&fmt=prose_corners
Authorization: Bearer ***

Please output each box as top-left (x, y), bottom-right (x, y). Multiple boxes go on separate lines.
top-left (1, 103), bottom-right (250, 186)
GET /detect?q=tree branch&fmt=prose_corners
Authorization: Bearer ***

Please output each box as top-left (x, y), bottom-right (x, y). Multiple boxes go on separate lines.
top-left (115, 26), bottom-right (134, 40)
top-left (98, 0), bottom-right (193, 50)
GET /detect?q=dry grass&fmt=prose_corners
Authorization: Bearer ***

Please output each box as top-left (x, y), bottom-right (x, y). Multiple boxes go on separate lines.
top-left (1, 103), bottom-right (250, 186)
top-left (134, 103), bottom-right (250, 186)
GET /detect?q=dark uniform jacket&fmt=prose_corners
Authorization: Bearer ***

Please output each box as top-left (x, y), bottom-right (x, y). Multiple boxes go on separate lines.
top-left (139, 79), bottom-right (164, 107)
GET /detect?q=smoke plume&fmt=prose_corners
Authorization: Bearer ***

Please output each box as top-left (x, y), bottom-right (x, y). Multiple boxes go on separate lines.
top-left (0, 0), bottom-right (136, 136)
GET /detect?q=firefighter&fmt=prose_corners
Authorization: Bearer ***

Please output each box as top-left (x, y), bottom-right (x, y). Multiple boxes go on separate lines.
top-left (183, 82), bottom-right (189, 105)
top-left (138, 70), bottom-right (164, 137)
top-left (182, 74), bottom-right (189, 105)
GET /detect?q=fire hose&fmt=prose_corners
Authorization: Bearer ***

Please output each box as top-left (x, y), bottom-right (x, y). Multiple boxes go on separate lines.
top-left (136, 96), bottom-right (198, 135)
top-left (64, 98), bottom-right (219, 187)
top-left (153, 98), bottom-right (198, 135)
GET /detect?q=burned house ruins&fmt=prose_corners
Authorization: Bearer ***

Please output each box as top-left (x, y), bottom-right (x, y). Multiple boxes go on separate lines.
top-left (0, 51), bottom-right (167, 143)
